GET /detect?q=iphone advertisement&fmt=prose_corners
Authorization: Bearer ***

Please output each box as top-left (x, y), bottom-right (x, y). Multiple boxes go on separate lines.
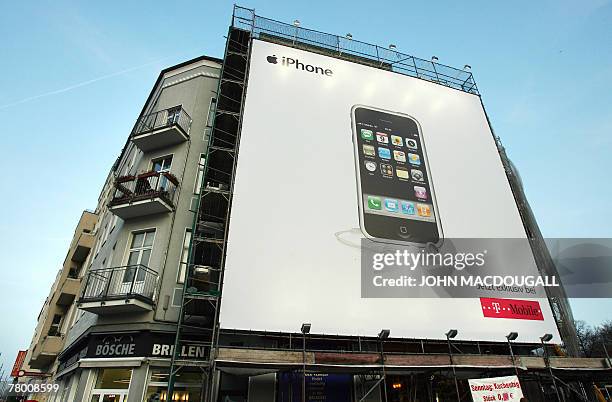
top-left (218, 39), bottom-right (561, 342)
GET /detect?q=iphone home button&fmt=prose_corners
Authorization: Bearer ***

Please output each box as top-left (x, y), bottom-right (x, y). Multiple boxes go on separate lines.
top-left (398, 226), bottom-right (411, 239)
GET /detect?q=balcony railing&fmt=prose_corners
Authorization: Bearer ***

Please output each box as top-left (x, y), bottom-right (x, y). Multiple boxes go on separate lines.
top-left (134, 106), bottom-right (191, 135)
top-left (131, 106), bottom-right (192, 151)
top-left (80, 265), bottom-right (158, 305)
top-left (108, 171), bottom-right (179, 218)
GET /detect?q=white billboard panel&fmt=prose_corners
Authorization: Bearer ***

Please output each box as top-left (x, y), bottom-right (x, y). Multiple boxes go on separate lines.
top-left (219, 39), bottom-right (560, 342)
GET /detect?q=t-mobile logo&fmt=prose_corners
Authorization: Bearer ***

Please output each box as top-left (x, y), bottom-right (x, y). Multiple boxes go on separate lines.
top-left (480, 297), bottom-right (544, 321)
top-left (266, 55), bottom-right (333, 76)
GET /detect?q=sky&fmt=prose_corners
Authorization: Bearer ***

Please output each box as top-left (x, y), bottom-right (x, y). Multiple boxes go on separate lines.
top-left (0, 0), bottom-right (611, 372)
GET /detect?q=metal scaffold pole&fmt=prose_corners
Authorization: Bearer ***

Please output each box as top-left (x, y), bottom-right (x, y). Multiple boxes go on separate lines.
top-left (166, 5), bottom-right (255, 401)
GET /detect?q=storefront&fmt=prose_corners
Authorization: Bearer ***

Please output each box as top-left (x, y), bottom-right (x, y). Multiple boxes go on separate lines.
top-left (54, 331), bottom-right (612, 402)
top-left (55, 331), bottom-right (206, 402)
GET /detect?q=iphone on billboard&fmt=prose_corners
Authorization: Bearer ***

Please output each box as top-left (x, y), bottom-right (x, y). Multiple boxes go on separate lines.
top-left (351, 105), bottom-right (443, 247)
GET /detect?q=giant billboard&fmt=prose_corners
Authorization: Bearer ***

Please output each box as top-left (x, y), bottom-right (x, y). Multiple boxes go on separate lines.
top-left (219, 39), bottom-right (561, 342)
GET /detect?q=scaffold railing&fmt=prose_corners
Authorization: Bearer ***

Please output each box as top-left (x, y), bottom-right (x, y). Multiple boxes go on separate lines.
top-left (232, 5), bottom-right (479, 95)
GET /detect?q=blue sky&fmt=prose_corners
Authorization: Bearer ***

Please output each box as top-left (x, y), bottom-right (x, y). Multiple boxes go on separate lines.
top-left (0, 0), bottom-right (610, 371)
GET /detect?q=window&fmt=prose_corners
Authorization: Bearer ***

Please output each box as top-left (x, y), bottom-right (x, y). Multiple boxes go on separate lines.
top-left (93, 227), bottom-right (102, 257)
top-left (68, 267), bottom-right (79, 279)
top-left (56, 374), bottom-right (72, 402)
top-left (48, 314), bottom-right (63, 336)
top-left (93, 212), bottom-right (109, 257)
top-left (89, 368), bottom-right (132, 402)
top-left (124, 229), bottom-right (155, 283)
top-left (206, 98), bottom-right (217, 128)
top-left (194, 154), bottom-right (206, 194)
top-left (122, 149), bottom-right (133, 176)
top-left (101, 222), bottom-right (109, 245)
top-left (109, 215), bottom-right (118, 234)
top-left (152, 155), bottom-right (172, 173)
top-left (107, 243), bottom-right (116, 268)
top-left (166, 106), bottom-right (181, 125)
top-left (125, 147), bottom-right (138, 176)
top-left (145, 368), bottom-right (202, 402)
top-left (189, 196), bottom-right (199, 212)
top-left (177, 229), bottom-right (192, 283)
top-left (152, 156), bottom-right (173, 192)
top-left (67, 303), bottom-right (80, 333)
top-left (95, 368), bottom-right (132, 389)
top-left (172, 288), bottom-right (183, 307)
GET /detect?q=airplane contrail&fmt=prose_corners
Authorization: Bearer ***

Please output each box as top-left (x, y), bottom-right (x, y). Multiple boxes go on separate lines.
top-left (0, 55), bottom-right (184, 110)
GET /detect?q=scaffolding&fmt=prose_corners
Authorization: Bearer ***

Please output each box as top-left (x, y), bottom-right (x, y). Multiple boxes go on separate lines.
top-left (232, 7), bottom-right (478, 95)
top-left (166, 6), bottom-right (254, 401)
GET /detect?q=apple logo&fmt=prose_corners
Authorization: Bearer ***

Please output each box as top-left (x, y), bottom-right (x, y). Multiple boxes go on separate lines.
top-left (266, 55), bottom-right (278, 64)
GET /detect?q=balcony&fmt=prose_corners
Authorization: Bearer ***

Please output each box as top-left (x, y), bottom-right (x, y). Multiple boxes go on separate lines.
top-left (56, 277), bottom-right (80, 306)
top-left (78, 265), bottom-right (158, 315)
top-left (131, 106), bottom-right (191, 152)
top-left (29, 335), bottom-right (63, 369)
top-left (70, 231), bottom-right (95, 262)
top-left (108, 171), bottom-right (179, 219)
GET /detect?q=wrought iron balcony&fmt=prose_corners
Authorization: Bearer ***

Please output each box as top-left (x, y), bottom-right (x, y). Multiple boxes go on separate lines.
top-left (108, 171), bottom-right (179, 219)
top-left (78, 265), bottom-right (158, 314)
top-left (131, 105), bottom-right (192, 152)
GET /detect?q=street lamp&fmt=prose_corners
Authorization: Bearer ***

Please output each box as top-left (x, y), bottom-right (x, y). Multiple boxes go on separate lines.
top-left (506, 332), bottom-right (520, 377)
top-left (445, 329), bottom-right (461, 401)
top-left (301, 323), bottom-right (310, 402)
top-left (378, 330), bottom-right (390, 402)
top-left (540, 334), bottom-right (561, 401)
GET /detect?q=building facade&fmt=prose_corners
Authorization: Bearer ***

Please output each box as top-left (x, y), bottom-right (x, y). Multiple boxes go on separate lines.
top-left (15, 211), bottom-right (97, 401)
top-left (38, 56), bottom-right (222, 402)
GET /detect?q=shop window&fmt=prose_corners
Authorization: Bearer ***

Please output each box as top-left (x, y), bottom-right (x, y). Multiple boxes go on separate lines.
top-left (95, 368), bottom-right (132, 389)
top-left (89, 368), bottom-right (132, 402)
top-left (145, 368), bottom-right (203, 402)
top-left (217, 372), bottom-right (248, 402)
